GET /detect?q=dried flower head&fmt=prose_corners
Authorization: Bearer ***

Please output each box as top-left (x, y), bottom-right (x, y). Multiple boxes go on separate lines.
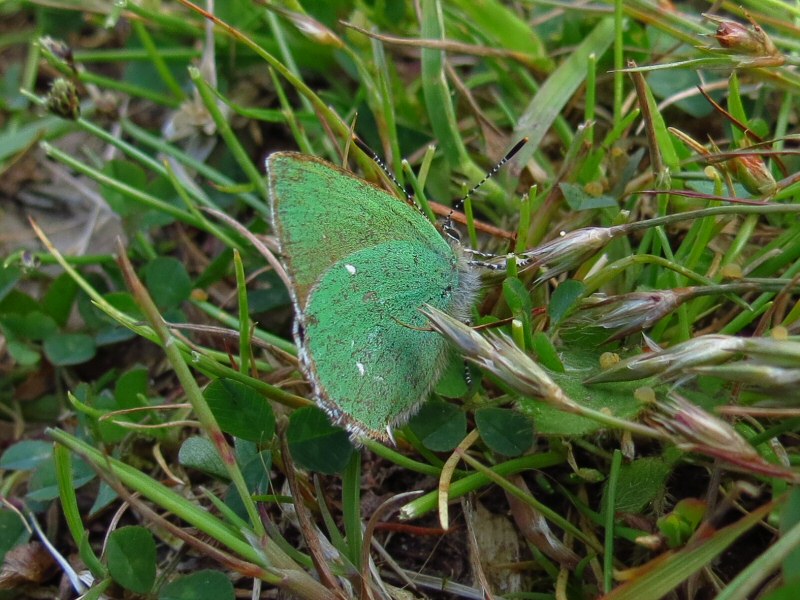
top-left (422, 305), bottom-right (575, 409)
top-left (562, 290), bottom-right (683, 341)
top-left (517, 226), bottom-right (624, 283)
top-left (648, 394), bottom-right (800, 482)
top-left (271, 6), bottom-right (344, 47)
top-left (584, 334), bottom-right (749, 384)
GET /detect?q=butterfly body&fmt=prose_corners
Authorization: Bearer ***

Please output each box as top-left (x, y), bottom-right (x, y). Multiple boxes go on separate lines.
top-left (267, 152), bottom-right (477, 440)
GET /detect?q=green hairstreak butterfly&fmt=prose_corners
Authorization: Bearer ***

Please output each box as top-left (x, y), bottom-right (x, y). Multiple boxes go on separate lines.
top-left (267, 152), bottom-right (479, 441)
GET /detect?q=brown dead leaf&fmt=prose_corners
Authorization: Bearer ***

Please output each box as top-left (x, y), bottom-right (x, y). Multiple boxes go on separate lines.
top-left (0, 542), bottom-right (56, 589)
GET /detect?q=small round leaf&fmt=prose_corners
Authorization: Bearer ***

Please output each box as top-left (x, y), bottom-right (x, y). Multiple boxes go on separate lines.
top-left (287, 406), bottom-right (352, 474)
top-left (475, 407), bottom-right (534, 457)
top-left (407, 399), bottom-right (466, 452)
top-left (548, 279), bottom-right (585, 325)
top-left (204, 379), bottom-right (275, 443)
top-left (43, 333), bottom-right (96, 366)
top-left (143, 257), bottom-right (192, 310)
top-left (106, 526), bottom-right (156, 594)
top-left (178, 436), bottom-right (228, 480)
top-left (0, 440), bottom-right (53, 471)
top-left (159, 570), bottom-right (235, 600)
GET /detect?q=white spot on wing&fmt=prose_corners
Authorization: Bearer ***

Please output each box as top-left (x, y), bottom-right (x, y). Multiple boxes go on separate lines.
top-left (356, 362), bottom-right (366, 376)
top-left (345, 264), bottom-right (357, 275)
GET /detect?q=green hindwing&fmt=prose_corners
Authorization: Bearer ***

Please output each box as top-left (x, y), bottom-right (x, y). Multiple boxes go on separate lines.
top-left (267, 152), bottom-right (476, 440)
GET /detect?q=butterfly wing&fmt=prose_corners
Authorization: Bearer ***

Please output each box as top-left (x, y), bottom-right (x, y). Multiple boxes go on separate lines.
top-left (268, 153), bottom-right (448, 306)
top-left (267, 153), bottom-right (472, 439)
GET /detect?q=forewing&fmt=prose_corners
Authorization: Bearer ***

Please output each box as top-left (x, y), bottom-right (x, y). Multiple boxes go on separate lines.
top-left (267, 152), bottom-right (449, 307)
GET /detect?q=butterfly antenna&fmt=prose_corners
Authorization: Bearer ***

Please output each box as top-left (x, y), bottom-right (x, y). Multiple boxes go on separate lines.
top-left (443, 138), bottom-right (528, 240)
top-left (352, 136), bottom-right (415, 205)
top-left (454, 138), bottom-right (528, 212)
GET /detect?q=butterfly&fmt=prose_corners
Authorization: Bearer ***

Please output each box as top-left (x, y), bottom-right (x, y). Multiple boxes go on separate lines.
top-left (267, 152), bottom-right (480, 441)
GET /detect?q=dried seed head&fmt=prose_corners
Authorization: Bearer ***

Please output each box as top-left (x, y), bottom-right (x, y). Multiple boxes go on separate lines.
top-left (649, 394), bottom-right (800, 482)
top-left (518, 226), bottom-right (621, 283)
top-left (39, 36), bottom-right (76, 72)
top-left (274, 7), bottom-right (344, 47)
top-left (650, 395), bottom-right (758, 458)
top-left (692, 363), bottom-right (800, 388)
top-left (563, 290), bottom-right (683, 340)
top-left (423, 305), bottom-right (576, 410)
top-left (584, 334), bottom-right (749, 384)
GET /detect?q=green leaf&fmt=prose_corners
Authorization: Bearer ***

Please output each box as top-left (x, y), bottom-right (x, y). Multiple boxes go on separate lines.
top-left (762, 580), bottom-right (800, 600)
top-left (548, 279), bottom-right (585, 325)
top-left (27, 455), bottom-right (95, 502)
top-left (224, 450), bottom-right (272, 519)
top-left (0, 115), bottom-right (69, 163)
top-left (531, 331), bottom-right (564, 372)
top-left (6, 339), bottom-right (40, 366)
top-left (604, 456), bottom-right (673, 514)
top-left (178, 436), bottom-right (229, 480)
top-left (0, 509), bottom-right (31, 564)
top-left (0, 310), bottom-right (58, 340)
top-left (159, 570), bottom-right (235, 600)
top-left (90, 481), bottom-right (119, 517)
top-left (513, 17), bottom-right (614, 159)
top-left (605, 501), bottom-right (773, 599)
top-left (0, 440), bottom-right (53, 470)
top-left (0, 265), bottom-right (21, 303)
top-left (41, 273), bottom-right (79, 326)
top-left (100, 160), bottom-right (148, 216)
top-left (104, 291), bottom-right (145, 320)
top-left (143, 256), bottom-right (192, 310)
top-left (80, 578), bottom-right (112, 600)
top-left (0, 311), bottom-right (59, 341)
top-left (0, 289), bottom-right (39, 314)
top-left (43, 332), bottom-right (96, 366)
top-left (450, 0), bottom-right (549, 62)
top-left (114, 366), bottom-right (149, 411)
top-left (434, 354), bottom-right (470, 398)
top-left (519, 350), bottom-right (644, 436)
top-left (106, 526), bottom-right (157, 594)
top-left (560, 182), bottom-right (617, 210)
top-left (648, 69), bottom-right (716, 118)
top-left (407, 399), bottom-right (466, 452)
top-left (502, 277), bottom-right (532, 316)
top-left (204, 378), bottom-right (275, 443)
top-left (241, 450), bottom-right (272, 494)
top-left (287, 406), bottom-right (353, 474)
top-left (475, 407), bottom-right (534, 457)
top-left (781, 487), bottom-right (800, 583)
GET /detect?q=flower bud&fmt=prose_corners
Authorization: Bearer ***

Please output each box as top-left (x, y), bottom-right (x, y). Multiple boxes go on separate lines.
top-left (707, 14), bottom-right (779, 57)
top-left (729, 153), bottom-right (776, 196)
top-left (45, 78), bottom-right (80, 120)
